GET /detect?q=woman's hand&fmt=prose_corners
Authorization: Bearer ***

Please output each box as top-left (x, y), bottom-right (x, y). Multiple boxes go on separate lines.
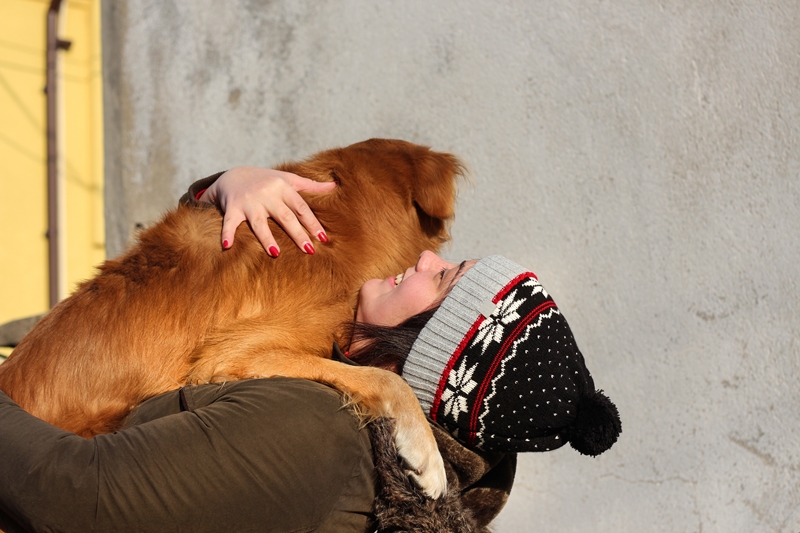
top-left (198, 166), bottom-right (336, 257)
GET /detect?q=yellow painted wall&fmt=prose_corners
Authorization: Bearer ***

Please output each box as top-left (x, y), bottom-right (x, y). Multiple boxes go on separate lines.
top-left (0, 0), bottom-right (104, 336)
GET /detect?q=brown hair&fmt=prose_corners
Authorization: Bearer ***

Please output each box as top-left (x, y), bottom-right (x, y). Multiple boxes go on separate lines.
top-left (346, 307), bottom-right (440, 374)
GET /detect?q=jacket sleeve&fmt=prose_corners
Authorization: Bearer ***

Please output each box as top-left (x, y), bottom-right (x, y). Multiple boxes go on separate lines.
top-left (0, 391), bottom-right (100, 533)
top-left (0, 379), bottom-right (375, 533)
top-left (178, 171), bottom-right (226, 206)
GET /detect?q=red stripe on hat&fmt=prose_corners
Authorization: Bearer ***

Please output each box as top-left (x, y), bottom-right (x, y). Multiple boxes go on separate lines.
top-left (430, 316), bottom-right (486, 421)
top-left (494, 273), bottom-right (536, 302)
top-left (429, 272), bottom-right (536, 421)
top-left (467, 299), bottom-right (557, 447)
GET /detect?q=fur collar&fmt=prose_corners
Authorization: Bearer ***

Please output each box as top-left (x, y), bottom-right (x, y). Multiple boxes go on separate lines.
top-left (368, 418), bottom-right (515, 532)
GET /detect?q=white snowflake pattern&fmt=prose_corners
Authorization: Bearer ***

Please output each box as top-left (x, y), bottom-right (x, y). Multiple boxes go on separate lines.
top-left (522, 277), bottom-right (549, 299)
top-left (441, 360), bottom-right (479, 422)
top-left (470, 289), bottom-right (527, 353)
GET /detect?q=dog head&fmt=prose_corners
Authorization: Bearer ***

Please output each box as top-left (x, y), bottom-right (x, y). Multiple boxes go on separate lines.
top-left (284, 138), bottom-right (463, 249)
top-left (338, 138), bottom-right (462, 239)
top-left (276, 139), bottom-right (465, 288)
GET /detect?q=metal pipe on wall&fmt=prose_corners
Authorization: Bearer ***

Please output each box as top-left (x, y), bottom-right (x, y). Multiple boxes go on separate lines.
top-left (45, 0), bottom-right (71, 308)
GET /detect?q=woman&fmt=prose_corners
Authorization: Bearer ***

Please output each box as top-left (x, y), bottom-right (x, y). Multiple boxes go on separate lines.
top-left (0, 168), bottom-right (620, 533)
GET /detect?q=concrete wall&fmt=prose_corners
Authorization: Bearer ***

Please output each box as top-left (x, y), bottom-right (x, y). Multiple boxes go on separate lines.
top-left (102, 2), bottom-right (800, 531)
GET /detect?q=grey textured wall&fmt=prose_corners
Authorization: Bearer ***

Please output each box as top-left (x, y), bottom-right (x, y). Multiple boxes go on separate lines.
top-left (102, 2), bottom-right (800, 531)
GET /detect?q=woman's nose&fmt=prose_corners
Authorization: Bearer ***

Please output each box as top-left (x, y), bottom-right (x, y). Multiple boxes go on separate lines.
top-left (416, 250), bottom-right (445, 272)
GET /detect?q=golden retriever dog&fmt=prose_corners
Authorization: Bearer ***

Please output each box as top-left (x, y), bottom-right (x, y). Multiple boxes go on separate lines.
top-left (0, 138), bottom-right (464, 497)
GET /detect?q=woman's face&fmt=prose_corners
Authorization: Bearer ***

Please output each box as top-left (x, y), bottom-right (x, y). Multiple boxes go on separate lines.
top-left (356, 251), bottom-right (476, 326)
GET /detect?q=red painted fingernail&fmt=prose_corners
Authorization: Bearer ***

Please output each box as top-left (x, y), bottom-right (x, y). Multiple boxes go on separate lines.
top-left (317, 231), bottom-right (328, 243)
top-left (222, 239), bottom-right (230, 249)
top-left (303, 242), bottom-right (315, 255)
top-left (268, 245), bottom-right (280, 257)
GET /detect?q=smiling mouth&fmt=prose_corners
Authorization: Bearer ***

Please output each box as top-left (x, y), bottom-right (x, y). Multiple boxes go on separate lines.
top-left (395, 273), bottom-right (404, 286)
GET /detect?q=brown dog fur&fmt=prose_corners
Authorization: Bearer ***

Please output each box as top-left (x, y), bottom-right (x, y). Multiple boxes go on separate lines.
top-left (0, 139), bottom-right (463, 497)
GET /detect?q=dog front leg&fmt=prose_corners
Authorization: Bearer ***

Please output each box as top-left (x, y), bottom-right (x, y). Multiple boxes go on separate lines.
top-left (298, 357), bottom-right (448, 499)
top-left (327, 361), bottom-right (449, 500)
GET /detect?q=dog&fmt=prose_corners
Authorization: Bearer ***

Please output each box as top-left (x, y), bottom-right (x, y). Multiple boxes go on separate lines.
top-left (0, 138), bottom-right (464, 498)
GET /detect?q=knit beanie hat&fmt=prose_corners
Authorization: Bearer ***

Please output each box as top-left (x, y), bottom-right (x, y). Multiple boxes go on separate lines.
top-left (403, 255), bottom-right (621, 456)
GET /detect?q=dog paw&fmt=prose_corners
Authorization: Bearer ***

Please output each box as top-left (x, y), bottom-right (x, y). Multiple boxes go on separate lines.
top-left (394, 417), bottom-right (448, 499)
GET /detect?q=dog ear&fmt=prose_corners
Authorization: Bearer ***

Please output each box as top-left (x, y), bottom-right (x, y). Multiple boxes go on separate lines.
top-left (404, 146), bottom-right (465, 240)
top-left (350, 139), bottom-right (464, 220)
top-left (408, 148), bottom-right (464, 221)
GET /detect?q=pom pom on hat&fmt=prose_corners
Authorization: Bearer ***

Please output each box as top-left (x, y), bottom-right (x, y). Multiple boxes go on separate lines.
top-left (567, 389), bottom-right (622, 456)
top-left (403, 255), bottom-right (621, 456)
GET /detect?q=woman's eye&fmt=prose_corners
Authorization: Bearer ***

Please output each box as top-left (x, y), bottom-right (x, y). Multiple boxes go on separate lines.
top-left (439, 268), bottom-right (447, 280)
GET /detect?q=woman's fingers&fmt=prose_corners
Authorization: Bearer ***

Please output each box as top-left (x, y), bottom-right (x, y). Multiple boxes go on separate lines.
top-left (244, 210), bottom-right (281, 257)
top-left (289, 175), bottom-right (338, 195)
top-left (219, 208), bottom-right (247, 251)
top-left (283, 188), bottom-right (331, 247)
top-left (260, 202), bottom-right (316, 255)
top-left (281, 174), bottom-right (336, 243)
top-left (209, 167), bottom-right (336, 256)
